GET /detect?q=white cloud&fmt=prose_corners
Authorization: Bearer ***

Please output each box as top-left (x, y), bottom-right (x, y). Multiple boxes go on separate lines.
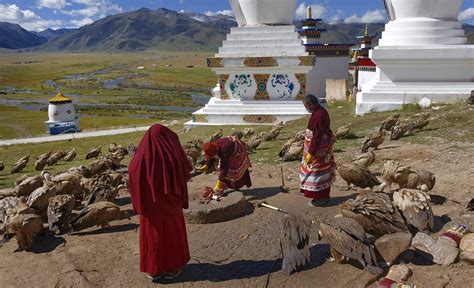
top-left (327, 9), bottom-right (343, 25)
top-left (37, 0), bottom-right (69, 9)
top-left (64, 0), bottom-right (122, 18)
top-left (70, 17), bottom-right (94, 27)
top-left (344, 9), bottom-right (386, 24)
top-left (0, 4), bottom-right (62, 31)
top-left (204, 10), bottom-right (234, 17)
top-left (459, 7), bottom-right (474, 21)
top-left (295, 2), bottom-right (326, 19)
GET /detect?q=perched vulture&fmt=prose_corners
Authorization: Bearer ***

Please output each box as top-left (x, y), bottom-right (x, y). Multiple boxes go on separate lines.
top-left (5, 213), bottom-right (43, 252)
top-left (47, 151), bottom-right (66, 166)
top-left (246, 135), bottom-right (263, 152)
top-left (337, 162), bottom-right (380, 190)
top-left (47, 194), bottom-right (75, 233)
top-left (390, 119), bottom-right (412, 140)
top-left (380, 113), bottom-right (400, 131)
top-left (319, 217), bottom-right (383, 275)
top-left (64, 148), bottom-right (77, 162)
top-left (281, 214), bottom-right (311, 276)
top-left (27, 184), bottom-right (57, 214)
top-left (69, 202), bottom-right (130, 232)
top-left (84, 184), bottom-right (125, 206)
top-left (393, 189), bottom-right (434, 233)
top-left (334, 123), bottom-right (352, 139)
top-left (243, 128), bottom-right (254, 139)
top-left (34, 158), bottom-right (48, 171)
top-left (210, 129), bottom-right (223, 142)
top-left (11, 160), bottom-right (28, 174)
top-left (406, 169), bottom-right (436, 192)
top-left (351, 147), bottom-right (375, 169)
top-left (411, 112), bottom-right (430, 131)
top-left (280, 141), bottom-right (304, 162)
top-left (261, 128), bottom-right (281, 142)
top-left (340, 192), bottom-right (408, 238)
top-left (381, 160), bottom-right (412, 193)
top-left (14, 176), bottom-right (43, 198)
top-left (18, 155), bottom-right (30, 164)
top-left (85, 146), bottom-right (102, 160)
top-left (362, 130), bottom-right (385, 152)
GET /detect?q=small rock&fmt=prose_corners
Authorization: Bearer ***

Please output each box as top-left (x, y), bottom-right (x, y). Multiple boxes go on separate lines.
top-left (460, 233), bottom-right (474, 252)
top-left (385, 264), bottom-right (412, 282)
top-left (412, 232), bottom-right (459, 266)
top-left (375, 232), bottom-right (412, 265)
top-left (460, 251), bottom-right (474, 264)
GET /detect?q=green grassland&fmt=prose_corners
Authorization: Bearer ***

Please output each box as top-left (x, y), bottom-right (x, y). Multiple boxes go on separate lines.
top-left (1, 101), bottom-right (472, 188)
top-left (0, 51), bottom-right (216, 138)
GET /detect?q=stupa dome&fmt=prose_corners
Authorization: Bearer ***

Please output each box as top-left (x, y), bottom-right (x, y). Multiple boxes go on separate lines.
top-left (229, 0), bottom-right (297, 26)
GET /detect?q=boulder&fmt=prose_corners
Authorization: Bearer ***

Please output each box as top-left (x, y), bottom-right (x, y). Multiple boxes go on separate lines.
top-left (460, 233), bottom-right (474, 252)
top-left (460, 251), bottom-right (474, 264)
top-left (184, 192), bottom-right (248, 224)
top-left (385, 264), bottom-right (412, 282)
top-left (375, 232), bottom-right (412, 266)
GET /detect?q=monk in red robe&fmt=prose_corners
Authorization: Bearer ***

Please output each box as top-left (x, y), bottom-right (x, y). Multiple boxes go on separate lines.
top-left (128, 124), bottom-right (192, 281)
top-left (201, 132), bottom-right (252, 192)
top-left (300, 95), bottom-right (336, 207)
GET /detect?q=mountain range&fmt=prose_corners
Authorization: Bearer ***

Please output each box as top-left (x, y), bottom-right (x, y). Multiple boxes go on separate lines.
top-left (0, 8), bottom-right (472, 52)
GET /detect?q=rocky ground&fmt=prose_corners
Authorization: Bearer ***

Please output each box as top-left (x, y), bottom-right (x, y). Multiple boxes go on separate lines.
top-left (1, 137), bottom-right (473, 288)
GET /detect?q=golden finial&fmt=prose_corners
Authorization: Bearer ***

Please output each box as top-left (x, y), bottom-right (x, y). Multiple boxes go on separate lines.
top-left (307, 6), bottom-right (312, 19)
top-left (364, 24), bottom-right (369, 37)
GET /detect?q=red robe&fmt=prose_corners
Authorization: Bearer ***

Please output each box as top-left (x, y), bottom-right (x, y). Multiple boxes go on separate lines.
top-left (300, 107), bottom-right (335, 200)
top-left (129, 124), bottom-right (192, 276)
top-left (213, 137), bottom-right (252, 190)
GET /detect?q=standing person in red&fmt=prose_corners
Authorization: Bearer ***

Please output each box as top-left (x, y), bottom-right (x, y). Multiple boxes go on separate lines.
top-left (300, 95), bottom-right (336, 207)
top-left (128, 124), bottom-right (192, 281)
top-left (201, 132), bottom-right (252, 192)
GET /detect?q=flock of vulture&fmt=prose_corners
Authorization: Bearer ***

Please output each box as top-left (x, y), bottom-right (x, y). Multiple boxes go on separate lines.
top-left (0, 142), bottom-right (137, 252)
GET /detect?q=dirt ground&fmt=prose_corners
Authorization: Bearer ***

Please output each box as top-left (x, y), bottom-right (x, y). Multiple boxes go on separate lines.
top-left (1, 139), bottom-right (473, 288)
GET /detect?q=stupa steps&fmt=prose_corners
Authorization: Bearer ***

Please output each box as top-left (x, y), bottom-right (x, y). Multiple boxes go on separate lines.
top-left (222, 39), bottom-right (303, 48)
top-left (227, 33), bottom-right (299, 41)
top-left (359, 92), bottom-right (468, 103)
top-left (216, 47), bottom-right (307, 57)
top-left (382, 29), bottom-right (465, 38)
top-left (230, 26), bottom-right (297, 34)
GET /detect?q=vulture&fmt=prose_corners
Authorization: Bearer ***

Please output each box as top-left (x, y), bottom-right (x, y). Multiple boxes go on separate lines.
top-left (47, 195), bottom-right (75, 233)
top-left (85, 146), bottom-right (102, 160)
top-left (64, 148), bottom-right (77, 162)
top-left (281, 213), bottom-right (311, 276)
top-left (5, 213), bottom-right (43, 252)
top-left (50, 172), bottom-right (82, 197)
top-left (108, 143), bottom-right (119, 153)
top-left (89, 158), bottom-right (115, 176)
top-left (406, 169), bottom-right (436, 192)
top-left (68, 165), bottom-right (92, 179)
top-left (337, 162), bottom-right (380, 190)
top-left (36, 152), bottom-right (51, 162)
top-left (11, 159), bottom-right (28, 174)
top-left (390, 119), bottom-right (412, 140)
top-left (34, 158), bottom-right (48, 171)
top-left (246, 135), bottom-right (263, 152)
top-left (351, 147), bottom-right (375, 169)
top-left (0, 161), bottom-right (4, 172)
top-left (319, 217), bottom-right (383, 275)
top-left (261, 129), bottom-right (281, 142)
top-left (280, 141), bottom-right (304, 162)
top-left (14, 176), bottom-right (43, 198)
top-left (243, 128), bottom-right (254, 139)
top-left (127, 142), bottom-right (137, 158)
top-left (47, 151), bottom-right (66, 166)
top-left (380, 113), bottom-right (400, 131)
top-left (381, 160), bottom-right (412, 192)
top-left (27, 184), bottom-right (57, 214)
top-left (84, 184), bottom-right (125, 206)
top-left (18, 155), bottom-right (30, 164)
top-left (210, 129), bottom-right (223, 142)
top-left (279, 130), bottom-right (306, 157)
top-left (69, 202), bottom-right (130, 232)
top-left (334, 123), bottom-right (352, 139)
top-left (14, 175), bottom-right (30, 186)
top-left (339, 192), bottom-right (408, 238)
top-left (393, 189), bottom-right (434, 233)
top-left (411, 112), bottom-right (430, 131)
top-left (1, 196), bottom-right (34, 233)
top-left (362, 130), bottom-right (385, 152)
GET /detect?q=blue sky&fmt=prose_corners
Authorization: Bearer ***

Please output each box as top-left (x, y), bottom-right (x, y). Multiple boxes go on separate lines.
top-left (0, 0), bottom-right (473, 31)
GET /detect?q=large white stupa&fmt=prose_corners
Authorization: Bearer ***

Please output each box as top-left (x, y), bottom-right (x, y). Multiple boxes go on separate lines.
top-left (356, 0), bottom-right (474, 114)
top-left (186, 0), bottom-right (315, 127)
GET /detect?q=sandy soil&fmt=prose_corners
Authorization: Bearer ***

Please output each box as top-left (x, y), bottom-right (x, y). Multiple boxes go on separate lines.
top-left (0, 139), bottom-right (473, 288)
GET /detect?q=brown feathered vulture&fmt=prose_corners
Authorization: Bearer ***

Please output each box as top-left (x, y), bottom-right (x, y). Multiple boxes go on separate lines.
top-left (393, 189), bottom-right (434, 233)
top-left (362, 130), bottom-right (385, 152)
top-left (411, 112), bottom-right (430, 131)
top-left (84, 184), bottom-right (125, 206)
top-left (390, 119), bottom-right (412, 140)
top-left (11, 159), bottom-right (28, 174)
top-left (246, 135), bottom-right (263, 152)
top-left (337, 162), bottom-right (380, 190)
top-left (339, 192), bottom-right (408, 238)
top-left (380, 113), bottom-right (400, 131)
top-left (5, 213), bottom-right (43, 252)
top-left (47, 151), bottom-right (66, 166)
top-left (334, 123), bottom-right (352, 139)
top-left (281, 214), bottom-right (311, 275)
top-left (69, 202), bottom-right (130, 232)
top-left (351, 147), bottom-right (375, 169)
top-left (47, 194), bottom-right (75, 233)
top-left (14, 175), bottom-right (43, 198)
top-left (85, 146), bottom-right (102, 160)
top-left (63, 148), bottom-right (77, 162)
top-left (319, 217), bottom-right (383, 275)
top-left (27, 184), bottom-right (57, 214)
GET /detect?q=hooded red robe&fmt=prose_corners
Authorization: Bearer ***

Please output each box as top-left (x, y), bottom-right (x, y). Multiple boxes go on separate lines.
top-left (129, 124), bottom-right (192, 276)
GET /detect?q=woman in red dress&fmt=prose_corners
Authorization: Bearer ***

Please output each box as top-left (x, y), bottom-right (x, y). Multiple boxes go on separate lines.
top-left (128, 124), bottom-right (192, 281)
top-left (201, 132), bottom-right (252, 192)
top-left (300, 95), bottom-right (336, 207)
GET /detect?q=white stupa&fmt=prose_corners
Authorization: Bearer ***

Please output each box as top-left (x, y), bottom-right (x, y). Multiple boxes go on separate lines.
top-left (356, 0), bottom-right (474, 115)
top-left (45, 92), bottom-right (80, 134)
top-left (186, 0), bottom-right (315, 127)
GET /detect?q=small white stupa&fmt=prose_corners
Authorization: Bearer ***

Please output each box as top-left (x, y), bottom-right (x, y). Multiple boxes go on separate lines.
top-left (356, 0), bottom-right (474, 114)
top-left (186, 0), bottom-right (315, 127)
top-left (45, 92), bottom-right (80, 135)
